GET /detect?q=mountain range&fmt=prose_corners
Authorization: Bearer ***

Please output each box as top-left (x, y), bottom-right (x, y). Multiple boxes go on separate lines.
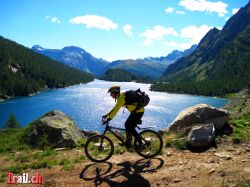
top-left (31, 44), bottom-right (197, 78)
top-left (143, 44), bottom-right (197, 64)
top-left (32, 45), bottom-right (109, 76)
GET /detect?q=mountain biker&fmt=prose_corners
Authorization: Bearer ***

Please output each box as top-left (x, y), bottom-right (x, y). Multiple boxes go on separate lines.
top-left (102, 86), bottom-right (144, 148)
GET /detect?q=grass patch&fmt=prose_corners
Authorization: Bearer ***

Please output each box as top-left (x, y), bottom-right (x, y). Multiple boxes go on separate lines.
top-left (62, 160), bottom-right (74, 171)
top-left (0, 125), bottom-right (90, 174)
top-left (0, 128), bottom-right (30, 153)
top-left (32, 149), bottom-right (57, 159)
top-left (223, 93), bottom-right (237, 99)
top-left (114, 146), bottom-right (126, 154)
top-left (8, 163), bottom-right (28, 174)
top-left (78, 138), bottom-right (87, 147)
top-left (164, 132), bottom-right (188, 150)
top-left (231, 115), bottom-right (250, 143)
top-left (236, 180), bottom-right (250, 187)
top-left (167, 138), bottom-right (187, 150)
top-left (30, 159), bottom-right (59, 169)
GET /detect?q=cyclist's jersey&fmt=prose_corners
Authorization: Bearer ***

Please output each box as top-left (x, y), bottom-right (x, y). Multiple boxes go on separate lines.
top-left (107, 92), bottom-right (144, 120)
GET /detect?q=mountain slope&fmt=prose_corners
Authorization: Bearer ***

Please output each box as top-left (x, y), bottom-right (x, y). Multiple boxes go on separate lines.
top-left (32, 45), bottom-right (109, 76)
top-left (0, 36), bottom-right (93, 98)
top-left (104, 59), bottom-right (168, 79)
top-left (155, 1), bottom-right (250, 96)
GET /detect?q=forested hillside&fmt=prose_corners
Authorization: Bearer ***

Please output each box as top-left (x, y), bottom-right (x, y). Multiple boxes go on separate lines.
top-left (152, 1), bottom-right (250, 97)
top-left (99, 68), bottom-right (152, 83)
top-left (0, 36), bottom-right (93, 98)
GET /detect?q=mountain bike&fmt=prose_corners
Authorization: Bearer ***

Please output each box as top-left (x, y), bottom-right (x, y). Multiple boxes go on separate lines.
top-left (84, 120), bottom-right (163, 163)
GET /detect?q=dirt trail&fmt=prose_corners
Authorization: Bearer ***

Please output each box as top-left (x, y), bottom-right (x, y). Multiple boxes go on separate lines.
top-left (2, 142), bottom-right (250, 187)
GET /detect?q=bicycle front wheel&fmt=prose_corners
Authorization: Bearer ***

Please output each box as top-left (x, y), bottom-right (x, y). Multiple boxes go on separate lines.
top-left (136, 130), bottom-right (163, 158)
top-left (84, 135), bottom-right (114, 163)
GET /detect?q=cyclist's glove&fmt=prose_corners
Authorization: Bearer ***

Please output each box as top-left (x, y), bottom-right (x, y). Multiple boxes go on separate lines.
top-left (102, 116), bottom-right (111, 125)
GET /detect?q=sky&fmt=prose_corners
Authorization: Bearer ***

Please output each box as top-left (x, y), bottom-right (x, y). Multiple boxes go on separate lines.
top-left (0, 0), bottom-right (249, 61)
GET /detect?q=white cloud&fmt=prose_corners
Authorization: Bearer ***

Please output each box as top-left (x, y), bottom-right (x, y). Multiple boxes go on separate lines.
top-left (179, 0), bottom-right (228, 17)
top-left (165, 7), bottom-right (185, 14)
top-left (232, 8), bottom-right (239, 15)
top-left (176, 10), bottom-right (185, 14)
top-left (45, 16), bottom-right (61, 24)
top-left (51, 17), bottom-right (61, 23)
top-left (181, 25), bottom-right (213, 44)
top-left (140, 25), bottom-right (178, 46)
top-left (163, 41), bottom-right (192, 50)
top-left (123, 24), bottom-right (133, 37)
top-left (69, 15), bottom-right (118, 30)
top-left (165, 7), bottom-right (174, 13)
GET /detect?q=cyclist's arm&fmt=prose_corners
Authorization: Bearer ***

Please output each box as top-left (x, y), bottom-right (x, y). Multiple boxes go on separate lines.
top-left (107, 94), bottom-right (125, 120)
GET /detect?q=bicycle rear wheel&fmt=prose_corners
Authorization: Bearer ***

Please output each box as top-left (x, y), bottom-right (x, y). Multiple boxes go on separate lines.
top-left (135, 130), bottom-right (163, 158)
top-left (84, 135), bottom-right (114, 163)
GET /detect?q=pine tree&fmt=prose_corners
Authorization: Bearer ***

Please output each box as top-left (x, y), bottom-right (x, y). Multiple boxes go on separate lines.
top-left (4, 113), bottom-right (21, 128)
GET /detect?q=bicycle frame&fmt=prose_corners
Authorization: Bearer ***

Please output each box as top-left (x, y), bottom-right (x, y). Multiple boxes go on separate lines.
top-left (101, 121), bottom-right (156, 146)
top-left (102, 122), bottom-right (126, 145)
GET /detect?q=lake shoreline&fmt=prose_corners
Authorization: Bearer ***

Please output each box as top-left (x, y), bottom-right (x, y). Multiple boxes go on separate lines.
top-left (0, 79), bottom-right (230, 102)
top-left (0, 80), bottom-right (97, 103)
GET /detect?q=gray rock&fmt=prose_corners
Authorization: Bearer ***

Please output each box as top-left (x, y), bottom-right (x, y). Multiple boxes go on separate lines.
top-left (167, 104), bottom-right (229, 133)
top-left (187, 124), bottom-right (215, 147)
top-left (80, 129), bottom-right (99, 138)
top-left (214, 152), bottom-right (232, 160)
top-left (27, 110), bottom-right (82, 148)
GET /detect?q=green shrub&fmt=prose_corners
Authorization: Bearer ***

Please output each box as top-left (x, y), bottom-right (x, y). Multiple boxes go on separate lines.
top-left (3, 113), bottom-right (21, 129)
top-left (0, 174), bottom-right (5, 183)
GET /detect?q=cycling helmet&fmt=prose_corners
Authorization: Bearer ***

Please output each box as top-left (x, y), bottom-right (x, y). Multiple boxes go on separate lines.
top-left (108, 86), bottom-right (120, 94)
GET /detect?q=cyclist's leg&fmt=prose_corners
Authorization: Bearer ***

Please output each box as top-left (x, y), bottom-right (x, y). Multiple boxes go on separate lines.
top-left (124, 117), bottom-right (133, 146)
top-left (125, 112), bottom-right (144, 146)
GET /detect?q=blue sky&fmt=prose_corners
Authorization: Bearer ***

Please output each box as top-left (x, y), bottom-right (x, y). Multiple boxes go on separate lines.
top-left (0, 0), bottom-right (248, 61)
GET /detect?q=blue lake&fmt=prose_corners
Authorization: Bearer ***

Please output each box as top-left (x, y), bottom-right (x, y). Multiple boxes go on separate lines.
top-left (0, 79), bottom-right (228, 131)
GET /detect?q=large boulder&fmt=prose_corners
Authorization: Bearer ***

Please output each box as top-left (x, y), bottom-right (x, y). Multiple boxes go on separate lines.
top-left (168, 104), bottom-right (229, 133)
top-left (27, 110), bottom-right (82, 148)
top-left (187, 124), bottom-right (215, 147)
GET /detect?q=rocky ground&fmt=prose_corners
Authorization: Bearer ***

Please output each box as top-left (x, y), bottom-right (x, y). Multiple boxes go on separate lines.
top-left (2, 137), bottom-right (249, 187)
